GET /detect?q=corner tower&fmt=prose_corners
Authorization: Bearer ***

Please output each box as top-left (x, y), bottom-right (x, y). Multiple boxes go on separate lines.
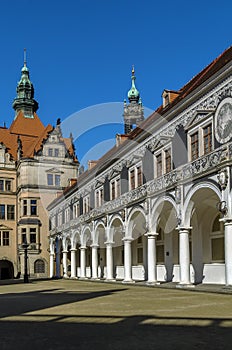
top-left (123, 66), bottom-right (144, 134)
top-left (12, 49), bottom-right (38, 118)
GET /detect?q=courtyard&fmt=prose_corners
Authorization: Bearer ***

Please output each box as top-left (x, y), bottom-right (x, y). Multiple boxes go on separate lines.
top-left (0, 280), bottom-right (232, 349)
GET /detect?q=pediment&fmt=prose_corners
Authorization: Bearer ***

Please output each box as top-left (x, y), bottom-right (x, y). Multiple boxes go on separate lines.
top-left (184, 109), bottom-right (215, 130)
top-left (0, 224), bottom-right (12, 230)
top-left (46, 168), bottom-right (64, 174)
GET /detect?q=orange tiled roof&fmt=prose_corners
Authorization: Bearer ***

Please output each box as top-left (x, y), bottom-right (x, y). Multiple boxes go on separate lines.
top-left (0, 111), bottom-right (76, 160)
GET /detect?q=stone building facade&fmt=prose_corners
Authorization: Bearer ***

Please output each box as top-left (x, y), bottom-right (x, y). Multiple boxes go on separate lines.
top-left (48, 46), bottom-right (232, 286)
top-left (0, 57), bottom-right (78, 279)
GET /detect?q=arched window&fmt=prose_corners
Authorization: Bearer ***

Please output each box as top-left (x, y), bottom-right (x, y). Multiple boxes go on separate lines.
top-left (34, 259), bottom-right (45, 273)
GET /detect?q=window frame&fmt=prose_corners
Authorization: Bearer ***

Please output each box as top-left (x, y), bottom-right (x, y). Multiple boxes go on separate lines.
top-left (129, 162), bottom-right (143, 191)
top-left (188, 118), bottom-right (214, 162)
top-left (154, 145), bottom-right (172, 178)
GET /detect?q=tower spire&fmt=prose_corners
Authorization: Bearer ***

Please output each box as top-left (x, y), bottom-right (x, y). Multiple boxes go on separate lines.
top-left (123, 66), bottom-right (144, 134)
top-left (12, 50), bottom-right (39, 118)
top-left (24, 48), bottom-right (27, 67)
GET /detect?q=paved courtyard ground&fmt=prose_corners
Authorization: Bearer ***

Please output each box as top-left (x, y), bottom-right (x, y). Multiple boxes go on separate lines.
top-left (0, 280), bottom-right (232, 349)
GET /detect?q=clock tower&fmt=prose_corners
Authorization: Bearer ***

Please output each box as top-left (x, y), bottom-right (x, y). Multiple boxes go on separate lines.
top-left (123, 66), bottom-right (144, 134)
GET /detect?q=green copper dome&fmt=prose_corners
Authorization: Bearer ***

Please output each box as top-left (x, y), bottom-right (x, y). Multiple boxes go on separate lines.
top-left (127, 66), bottom-right (140, 102)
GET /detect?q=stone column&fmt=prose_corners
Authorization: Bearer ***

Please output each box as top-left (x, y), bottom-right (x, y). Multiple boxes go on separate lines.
top-left (70, 248), bottom-right (77, 278)
top-left (49, 239), bottom-right (55, 278)
top-left (123, 237), bottom-right (133, 283)
top-left (62, 250), bottom-right (69, 278)
top-left (55, 239), bottom-right (61, 278)
top-left (224, 219), bottom-right (232, 286)
top-left (80, 246), bottom-right (87, 279)
top-left (105, 242), bottom-right (114, 280)
top-left (91, 244), bottom-right (99, 279)
top-left (145, 232), bottom-right (158, 284)
top-left (178, 227), bottom-right (191, 285)
top-left (49, 253), bottom-right (55, 278)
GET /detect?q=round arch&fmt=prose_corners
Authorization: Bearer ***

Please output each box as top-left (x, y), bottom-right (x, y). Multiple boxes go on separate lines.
top-left (151, 195), bottom-right (177, 232)
top-left (0, 260), bottom-right (14, 279)
top-left (183, 181), bottom-right (221, 227)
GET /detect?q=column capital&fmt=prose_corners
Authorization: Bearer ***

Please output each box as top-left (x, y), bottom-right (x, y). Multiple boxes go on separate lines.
top-left (220, 217), bottom-right (232, 224)
top-left (90, 244), bottom-right (99, 248)
top-left (122, 237), bottom-right (133, 242)
top-left (80, 246), bottom-right (87, 250)
top-left (62, 250), bottom-right (68, 254)
top-left (104, 241), bottom-right (114, 246)
top-left (144, 232), bottom-right (159, 238)
top-left (70, 248), bottom-right (77, 252)
top-left (177, 227), bottom-right (192, 233)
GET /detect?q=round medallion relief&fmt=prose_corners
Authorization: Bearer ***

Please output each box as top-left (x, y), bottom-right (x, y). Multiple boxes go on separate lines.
top-left (215, 97), bottom-right (232, 144)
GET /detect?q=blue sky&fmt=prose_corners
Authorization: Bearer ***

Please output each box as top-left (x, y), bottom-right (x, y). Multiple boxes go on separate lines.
top-left (0, 0), bottom-right (232, 168)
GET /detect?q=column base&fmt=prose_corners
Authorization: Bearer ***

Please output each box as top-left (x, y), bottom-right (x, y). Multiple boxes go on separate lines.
top-left (146, 281), bottom-right (160, 286)
top-left (223, 285), bottom-right (232, 290)
top-left (63, 275), bottom-right (69, 279)
top-left (91, 277), bottom-right (101, 281)
top-left (176, 283), bottom-right (195, 289)
top-left (104, 278), bottom-right (116, 282)
top-left (122, 279), bottom-right (135, 284)
top-left (79, 277), bottom-right (89, 280)
top-left (70, 276), bottom-right (78, 279)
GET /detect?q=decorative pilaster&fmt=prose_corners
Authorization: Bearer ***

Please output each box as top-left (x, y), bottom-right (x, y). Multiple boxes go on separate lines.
top-left (122, 237), bottom-right (134, 283)
top-left (70, 248), bottom-right (77, 278)
top-left (80, 246), bottom-right (87, 279)
top-left (145, 232), bottom-right (159, 284)
top-left (105, 242), bottom-right (114, 281)
top-left (62, 250), bottom-right (69, 278)
top-left (91, 244), bottom-right (99, 279)
top-left (178, 227), bottom-right (192, 286)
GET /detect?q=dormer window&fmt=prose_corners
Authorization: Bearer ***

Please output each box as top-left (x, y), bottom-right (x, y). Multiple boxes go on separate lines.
top-left (162, 90), bottom-right (180, 108)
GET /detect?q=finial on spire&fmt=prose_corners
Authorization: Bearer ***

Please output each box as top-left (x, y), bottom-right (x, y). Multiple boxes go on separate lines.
top-left (132, 65), bottom-right (135, 75)
top-left (24, 48), bottom-right (27, 67)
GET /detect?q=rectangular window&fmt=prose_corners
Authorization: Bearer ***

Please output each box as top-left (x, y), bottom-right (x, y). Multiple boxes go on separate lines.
top-left (137, 165), bottom-right (143, 187)
top-left (110, 178), bottom-right (121, 200)
top-left (95, 188), bottom-right (103, 207)
top-left (0, 204), bottom-right (5, 219)
top-left (21, 228), bottom-right (27, 244)
top-left (47, 174), bottom-right (53, 186)
top-left (191, 132), bottom-right (199, 160)
top-left (130, 169), bottom-right (135, 190)
top-left (54, 148), bottom-right (59, 157)
top-left (30, 200), bottom-right (37, 216)
top-left (165, 149), bottom-right (172, 173)
top-left (23, 200), bottom-right (27, 216)
top-left (5, 180), bottom-right (11, 191)
top-left (55, 175), bottom-right (61, 186)
top-left (83, 196), bottom-right (90, 214)
top-left (203, 124), bottom-right (212, 155)
top-left (48, 148), bottom-right (53, 156)
top-left (116, 178), bottom-right (120, 197)
top-left (0, 180), bottom-right (4, 191)
top-left (7, 205), bottom-right (15, 220)
top-left (30, 228), bottom-right (36, 244)
top-left (156, 153), bottom-right (162, 177)
top-left (111, 181), bottom-right (115, 200)
top-left (3, 231), bottom-right (9, 246)
top-left (73, 203), bottom-right (80, 218)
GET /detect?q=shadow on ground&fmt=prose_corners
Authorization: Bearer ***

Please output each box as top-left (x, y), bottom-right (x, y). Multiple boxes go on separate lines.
top-left (0, 287), bottom-right (231, 350)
